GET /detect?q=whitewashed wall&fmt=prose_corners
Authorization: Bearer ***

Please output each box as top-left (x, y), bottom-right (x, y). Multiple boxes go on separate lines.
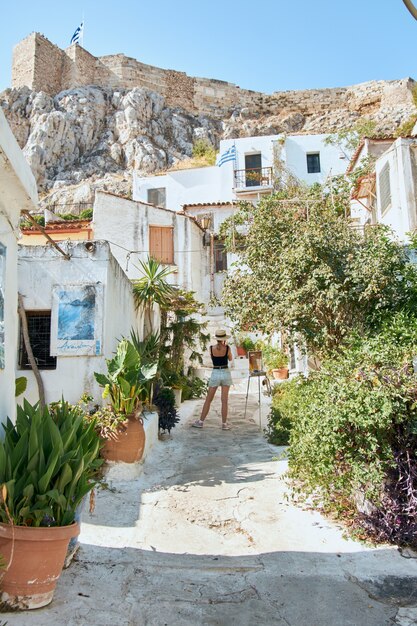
top-left (93, 192), bottom-right (207, 302)
top-left (375, 138), bottom-right (417, 241)
top-left (284, 134), bottom-right (350, 184)
top-left (134, 133), bottom-right (351, 213)
top-left (0, 108), bottom-right (38, 424)
top-left (17, 241), bottom-right (141, 406)
top-left (133, 165), bottom-right (233, 212)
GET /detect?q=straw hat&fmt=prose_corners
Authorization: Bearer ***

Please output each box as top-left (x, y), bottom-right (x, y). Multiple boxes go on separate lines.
top-left (214, 329), bottom-right (230, 340)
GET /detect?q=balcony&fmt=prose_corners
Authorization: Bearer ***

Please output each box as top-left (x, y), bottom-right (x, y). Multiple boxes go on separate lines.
top-left (234, 167), bottom-right (273, 192)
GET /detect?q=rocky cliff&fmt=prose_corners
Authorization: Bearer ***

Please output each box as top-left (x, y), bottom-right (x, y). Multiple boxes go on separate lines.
top-left (1, 76), bottom-right (416, 208)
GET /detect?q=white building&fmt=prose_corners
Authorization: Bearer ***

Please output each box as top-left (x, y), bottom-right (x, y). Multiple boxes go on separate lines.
top-left (92, 191), bottom-right (208, 301)
top-left (0, 109), bottom-right (38, 424)
top-left (133, 133), bottom-right (350, 214)
top-left (17, 240), bottom-right (142, 406)
top-left (349, 137), bottom-right (417, 240)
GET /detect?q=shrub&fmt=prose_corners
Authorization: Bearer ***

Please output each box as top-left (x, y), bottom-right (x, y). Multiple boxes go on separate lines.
top-left (265, 378), bottom-right (303, 445)
top-left (181, 376), bottom-right (208, 401)
top-left (288, 312), bottom-right (417, 547)
top-left (192, 138), bottom-right (216, 165)
top-left (153, 384), bottom-right (180, 433)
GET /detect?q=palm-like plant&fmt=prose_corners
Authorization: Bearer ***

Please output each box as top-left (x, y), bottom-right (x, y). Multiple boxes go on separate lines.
top-left (132, 257), bottom-right (176, 337)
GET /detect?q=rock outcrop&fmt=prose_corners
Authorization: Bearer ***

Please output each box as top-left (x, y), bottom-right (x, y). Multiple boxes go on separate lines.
top-left (1, 75), bottom-right (416, 207)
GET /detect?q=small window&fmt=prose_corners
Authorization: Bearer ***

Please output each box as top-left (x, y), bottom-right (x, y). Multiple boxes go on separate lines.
top-left (19, 311), bottom-right (56, 370)
top-left (214, 240), bottom-right (227, 273)
top-left (147, 188), bottom-right (166, 208)
top-left (379, 162), bottom-right (391, 215)
top-left (149, 226), bottom-right (174, 264)
top-left (306, 153), bottom-right (321, 174)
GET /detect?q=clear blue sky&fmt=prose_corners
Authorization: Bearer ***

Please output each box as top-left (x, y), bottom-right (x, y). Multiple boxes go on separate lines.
top-left (1, 0), bottom-right (416, 94)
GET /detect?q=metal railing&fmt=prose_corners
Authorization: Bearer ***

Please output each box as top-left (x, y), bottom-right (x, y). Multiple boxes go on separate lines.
top-left (234, 167), bottom-right (273, 189)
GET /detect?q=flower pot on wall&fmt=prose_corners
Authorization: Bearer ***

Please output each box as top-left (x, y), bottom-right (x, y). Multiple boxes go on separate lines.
top-left (0, 522), bottom-right (79, 610)
top-left (101, 414), bottom-right (145, 463)
top-left (271, 368), bottom-right (289, 380)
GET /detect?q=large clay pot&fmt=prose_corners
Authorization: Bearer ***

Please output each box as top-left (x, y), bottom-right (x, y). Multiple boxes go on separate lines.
top-left (0, 522), bottom-right (79, 610)
top-left (101, 414), bottom-right (145, 463)
top-left (271, 368), bottom-right (289, 380)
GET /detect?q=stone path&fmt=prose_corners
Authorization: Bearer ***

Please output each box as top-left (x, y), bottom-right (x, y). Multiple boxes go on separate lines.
top-left (6, 392), bottom-right (417, 625)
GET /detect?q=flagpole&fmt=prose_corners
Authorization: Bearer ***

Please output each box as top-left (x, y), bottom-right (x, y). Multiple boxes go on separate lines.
top-left (81, 12), bottom-right (85, 47)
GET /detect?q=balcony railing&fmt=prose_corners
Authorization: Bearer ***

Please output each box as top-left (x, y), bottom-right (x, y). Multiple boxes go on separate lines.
top-left (234, 167), bottom-right (273, 190)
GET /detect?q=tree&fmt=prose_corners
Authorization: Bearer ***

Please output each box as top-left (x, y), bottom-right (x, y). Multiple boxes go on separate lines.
top-left (132, 257), bottom-right (176, 338)
top-left (221, 184), bottom-right (417, 359)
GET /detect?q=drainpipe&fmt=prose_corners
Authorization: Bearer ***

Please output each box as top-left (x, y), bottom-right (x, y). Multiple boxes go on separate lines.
top-left (210, 232), bottom-right (215, 298)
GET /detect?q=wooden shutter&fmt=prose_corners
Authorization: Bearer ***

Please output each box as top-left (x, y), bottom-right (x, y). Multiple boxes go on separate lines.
top-left (149, 226), bottom-right (174, 264)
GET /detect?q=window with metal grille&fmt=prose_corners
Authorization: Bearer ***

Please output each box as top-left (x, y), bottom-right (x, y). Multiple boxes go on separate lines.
top-left (147, 188), bottom-right (166, 208)
top-left (379, 162), bottom-right (391, 215)
top-left (149, 226), bottom-right (174, 264)
top-left (214, 240), bottom-right (228, 273)
top-left (19, 311), bottom-right (56, 370)
top-left (306, 153), bottom-right (321, 173)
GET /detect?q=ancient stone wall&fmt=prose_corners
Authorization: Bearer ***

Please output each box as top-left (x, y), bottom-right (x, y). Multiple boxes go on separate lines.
top-left (12, 33), bottom-right (64, 94)
top-left (10, 34), bottom-right (416, 121)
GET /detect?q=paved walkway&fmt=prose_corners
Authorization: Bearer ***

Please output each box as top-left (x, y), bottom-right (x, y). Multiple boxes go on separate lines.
top-left (7, 392), bottom-right (417, 625)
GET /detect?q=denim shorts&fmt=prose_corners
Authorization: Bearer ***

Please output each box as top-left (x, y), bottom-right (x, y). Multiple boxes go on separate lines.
top-left (208, 368), bottom-right (233, 387)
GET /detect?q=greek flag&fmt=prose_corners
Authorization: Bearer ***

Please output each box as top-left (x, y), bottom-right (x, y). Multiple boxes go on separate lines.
top-left (217, 144), bottom-right (236, 167)
top-left (70, 22), bottom-right (83, 44)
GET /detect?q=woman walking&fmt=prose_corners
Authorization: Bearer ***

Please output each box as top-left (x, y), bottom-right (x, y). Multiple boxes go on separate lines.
top-left (192, 329), bottom-right (233, 430)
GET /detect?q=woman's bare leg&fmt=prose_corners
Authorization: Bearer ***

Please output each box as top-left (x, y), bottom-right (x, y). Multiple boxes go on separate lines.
top-left (200, 386), bottom-right (218, 421)
top-left (221, 385), bottom-right (230, 424)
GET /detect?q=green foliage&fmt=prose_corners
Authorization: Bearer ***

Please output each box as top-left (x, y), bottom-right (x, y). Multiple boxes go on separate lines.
top-left (192, 138), bottom-right (216, 165)
top-left (222, 186), bottom-right (417, 358)
top-left (15, 377), bottom-right (27, 398)
top-left (324, 118), bottom-right (379, 154)
top-left (132, 257), bottom-right (176, 337)
top-left (256, 342), bottom-right (288, 370)
top-left (153, 384), bottom-right (179, 433)
top-left (94, 338), bottom-right (158, 414)
top-left (288, 313), bottom-right (417, 540)
top-left (0, 399), bottom-right (101, 527)
top-left (265, 378), bottom-right (303, 445)
top-left (159, 289), bottom-right (209, 381)
top-left (181, 375), bottom-right (208, 401)
top-left (236, 335), bottom-right (255, 352)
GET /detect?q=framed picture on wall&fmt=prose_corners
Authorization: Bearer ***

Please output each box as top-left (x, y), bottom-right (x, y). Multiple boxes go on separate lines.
top-left (51, 283), bottom-right (104, 356)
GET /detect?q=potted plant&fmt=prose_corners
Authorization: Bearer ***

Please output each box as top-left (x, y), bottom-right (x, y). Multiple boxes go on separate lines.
top-left (0, 399), bottom-right (101, 610)
top-left (263, 345), bottom-right (289, 380)
top-left (153, 383), bottom-right (180, 435)
top-left (94, 338), bottom-right (157, 463)
top-left (235, 334), bottom-right (255, 357)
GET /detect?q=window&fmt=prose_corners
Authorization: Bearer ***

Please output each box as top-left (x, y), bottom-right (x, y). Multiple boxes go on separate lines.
top-left (306, 153), bottom-right (321, 174)
top-left (214, 240), bottom-right (227, 273)
top-left (245, 153), bottom-right (262, 187)
top-left (147, 188), bottom-right (166, 208)
top-left (19, 311), bottom-right (56, 370)
top-left (149, 226), bottom-right (174, 264)
top-left (379, 162), bottom-right (391, 215)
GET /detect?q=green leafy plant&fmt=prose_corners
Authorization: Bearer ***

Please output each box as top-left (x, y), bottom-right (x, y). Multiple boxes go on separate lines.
top-left (0, 399), bottom-right (101, 527)
top-left (15, 376), bottom-right (27, 398)
top-left (265, 377), bottom-right (302, 445)
top-left (262, 345), bottom-right (288, 370)
top-left (192, 138), bottom-right (216, 165)
top-left (181, 374), bottom-right (208, 401)
top-left (94, 338), bottom-right (158, 415)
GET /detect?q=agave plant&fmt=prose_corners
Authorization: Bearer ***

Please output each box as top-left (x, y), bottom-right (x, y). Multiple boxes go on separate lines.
top-left (0, 399), bottom-right (102, 527)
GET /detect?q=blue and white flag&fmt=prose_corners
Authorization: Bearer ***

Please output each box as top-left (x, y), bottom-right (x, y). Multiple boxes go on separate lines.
top-left (217, 144), bottom-right (236, 167)
top-left (70, 22), bottom-right (84, 44)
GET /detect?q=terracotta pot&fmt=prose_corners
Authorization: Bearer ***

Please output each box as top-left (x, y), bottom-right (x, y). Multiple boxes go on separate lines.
top-left (236, 346), bottom-right (246, 357)
top-left (271, 368), bottom-right (289, 380)
top-left (0, 521), bottom-right (79, 610)
top-left (101, 414), bottom-right (145, 463)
